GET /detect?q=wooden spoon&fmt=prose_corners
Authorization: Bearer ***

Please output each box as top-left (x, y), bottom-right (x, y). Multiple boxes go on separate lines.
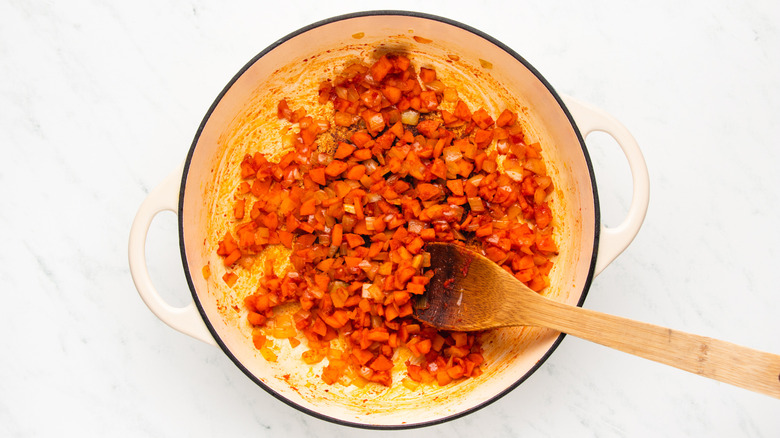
top-left (412, 242), bottom-right (780, 399)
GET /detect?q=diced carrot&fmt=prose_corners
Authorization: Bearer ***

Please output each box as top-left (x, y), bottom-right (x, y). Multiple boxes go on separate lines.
top-left (309, 167), bottom-right (326, 185)
top-left (344, 256), bottom-right (362, 268)
top-left (344, 234), bottom-right (364, 248)
top-left (370, 354), bottom-right (394, 371)
top-left (345, 165), bottom-right (366, 180)
top-left (300, 198), bottom-right (316, 216)
top-left (370, 55), bottom-right (394, 82)
top-left (454, 100), bottom-right (471, 120)
top-left (222, 272), bottom-right (238, 287)
top-left (334, 142), bottom-right (356, 159)
top-left (325, 160), bottom-right (349, 177)
top-left (223, 249), bottom-right (241, 266)
top-left (352, 148), bottom-right (373, 160)
top-left (419, 67), bottom-right (436, 83)
top-left (278, 230), bottom-right (294, 248)
top-left (382, 85), bottom-right (402, 104)
top-left (417, 183), bottom-right (441, 201)
top-left (496, 108), bottom-right (517, 127)
top-left (446, 179), bottom-right (463, 196)
top-left (351, 131), bottom-right (373, 148)
top-left (252, 333), bottom-right (267, 350)
top-left (436, 370), bottom-right (452, 386)
top-left (471, 108), bottom-right (494, 129)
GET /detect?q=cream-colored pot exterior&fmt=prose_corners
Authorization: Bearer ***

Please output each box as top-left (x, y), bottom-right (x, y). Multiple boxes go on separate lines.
top-left (129, 12), bottom-right (649, 429)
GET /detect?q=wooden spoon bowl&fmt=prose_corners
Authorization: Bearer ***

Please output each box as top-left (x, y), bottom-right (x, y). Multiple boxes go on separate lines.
top-left (413, 243), bottom-right (780, 399)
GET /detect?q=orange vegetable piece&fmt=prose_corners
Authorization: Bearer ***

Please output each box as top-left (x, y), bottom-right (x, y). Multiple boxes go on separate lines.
top-left (495, 108), bottom-right (517, 127)
top-left (344, 234), bottom-right (364, 248)
top-left (370, 354), bottom-right (394, 371)
top-left (309, 167), bottom-right (326, 185)
top-left (345, 165), bottom-right (366, 180)
top-left (325, 160), bottom-right (349, 177)
top-left (334, 142), bottom-right (356, 159)
top-left (370, 55), bottom-right (394, 82)
top-left (419, 67), bottom-right (436, 83)
top-left (299, 198), bottom-right (316, 216)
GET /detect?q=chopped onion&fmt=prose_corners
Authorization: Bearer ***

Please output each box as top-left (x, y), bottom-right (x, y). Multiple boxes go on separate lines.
top-left (313, 190), bottom-right (329, 201)
top-left (401, 109), bottom-right (420, 125)
top-left (506, 204), bottom-right (523, 220)
top-left (342, 215), bottom-right (356, 232)
top-left (467, 174), bottom-right (484, 187)
top-left (317, 152), bottom-right (334, 165)
top-left (318, 234), bottom-right (331, 246)
top-left (365, 192), bottom-right (382, 203)
top-left (442, 146), bottom-right (462, 163)
top-left (536, 175), bottom-right (552, 190)
top-left (363, 159), bottom-right (379, 174)
top-left (468, 196), bottom-right (486, 212)
top-left (496, 139), bottom-right (511, 155)
top-left (444, 205), bottom-right (464, 222)
top-left (365, 216), bottom-right (376, 231)
top-left (426, 80), bottom-right (445, 93)
top-left (452, 229), bottom-right (466, 241)
top-left (347, 86), bottom-right (359, 102)
top-left (358, 366), bottom-right (374, 380)
top-left (361, 283), bottom-right (372, 298)
top-left (366, 112), bottom-right (385, 132)
top-left (334, 111), bottom-right (358, 127)
top-left (534, 187), bottom-right (547, 205)
top-left (314, 118), bottom-right (330, 134)
top-left (407, 219), bottom-right (425, 234)
top-left (524, 158), bottom-right (546, 176)
top-left (422, 252), bottom-right (431, 267)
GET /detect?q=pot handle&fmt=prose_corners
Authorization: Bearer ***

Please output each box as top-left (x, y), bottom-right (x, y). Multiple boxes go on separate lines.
top-left (562, 96), bottom-right (650, 276)
top-left (128, 163), bottom-right (217, 346)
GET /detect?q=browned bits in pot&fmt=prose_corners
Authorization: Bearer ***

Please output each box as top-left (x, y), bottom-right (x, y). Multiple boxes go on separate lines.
top-left (216, 52), bottom-right (558, 389)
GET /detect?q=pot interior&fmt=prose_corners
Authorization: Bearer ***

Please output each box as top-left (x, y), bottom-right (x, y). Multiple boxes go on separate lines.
top-left (180, 12), bottom-right (597, 428)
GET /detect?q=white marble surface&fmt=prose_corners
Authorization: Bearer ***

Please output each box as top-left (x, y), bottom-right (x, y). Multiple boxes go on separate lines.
top-left (1, 0), bottom-right (778, 436)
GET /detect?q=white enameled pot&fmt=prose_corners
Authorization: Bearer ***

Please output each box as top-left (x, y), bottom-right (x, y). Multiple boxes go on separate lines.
top-left (129, 11), bottom-right (649, 429)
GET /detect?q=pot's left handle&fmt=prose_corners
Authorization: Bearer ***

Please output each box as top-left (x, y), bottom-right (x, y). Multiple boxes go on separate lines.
top-left (128, 163), bottom-right (217, 346)
top-left (562, 96), bottom-right (650, 276)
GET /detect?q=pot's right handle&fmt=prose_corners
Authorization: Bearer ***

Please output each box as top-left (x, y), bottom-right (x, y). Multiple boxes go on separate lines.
top-left (562, 96), bottom-right (650, 276)
top-left (128, 164), bottom-right (217, 346)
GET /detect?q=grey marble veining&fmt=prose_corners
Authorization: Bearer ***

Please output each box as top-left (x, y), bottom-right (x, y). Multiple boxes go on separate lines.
top-left (1, 1), bottom-right (778, 436)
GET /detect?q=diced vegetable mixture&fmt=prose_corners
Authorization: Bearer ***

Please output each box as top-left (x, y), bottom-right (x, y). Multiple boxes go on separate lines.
top-left (215, 52), bottom-right (558, 389)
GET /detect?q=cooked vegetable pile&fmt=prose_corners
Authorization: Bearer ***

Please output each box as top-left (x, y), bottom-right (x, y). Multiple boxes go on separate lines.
top-left (216, 52), bottom-right (557, 389)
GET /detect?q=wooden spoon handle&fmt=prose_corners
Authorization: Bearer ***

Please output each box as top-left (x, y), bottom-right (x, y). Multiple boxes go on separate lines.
top-left (524, 297), bottom-right (780, 398)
